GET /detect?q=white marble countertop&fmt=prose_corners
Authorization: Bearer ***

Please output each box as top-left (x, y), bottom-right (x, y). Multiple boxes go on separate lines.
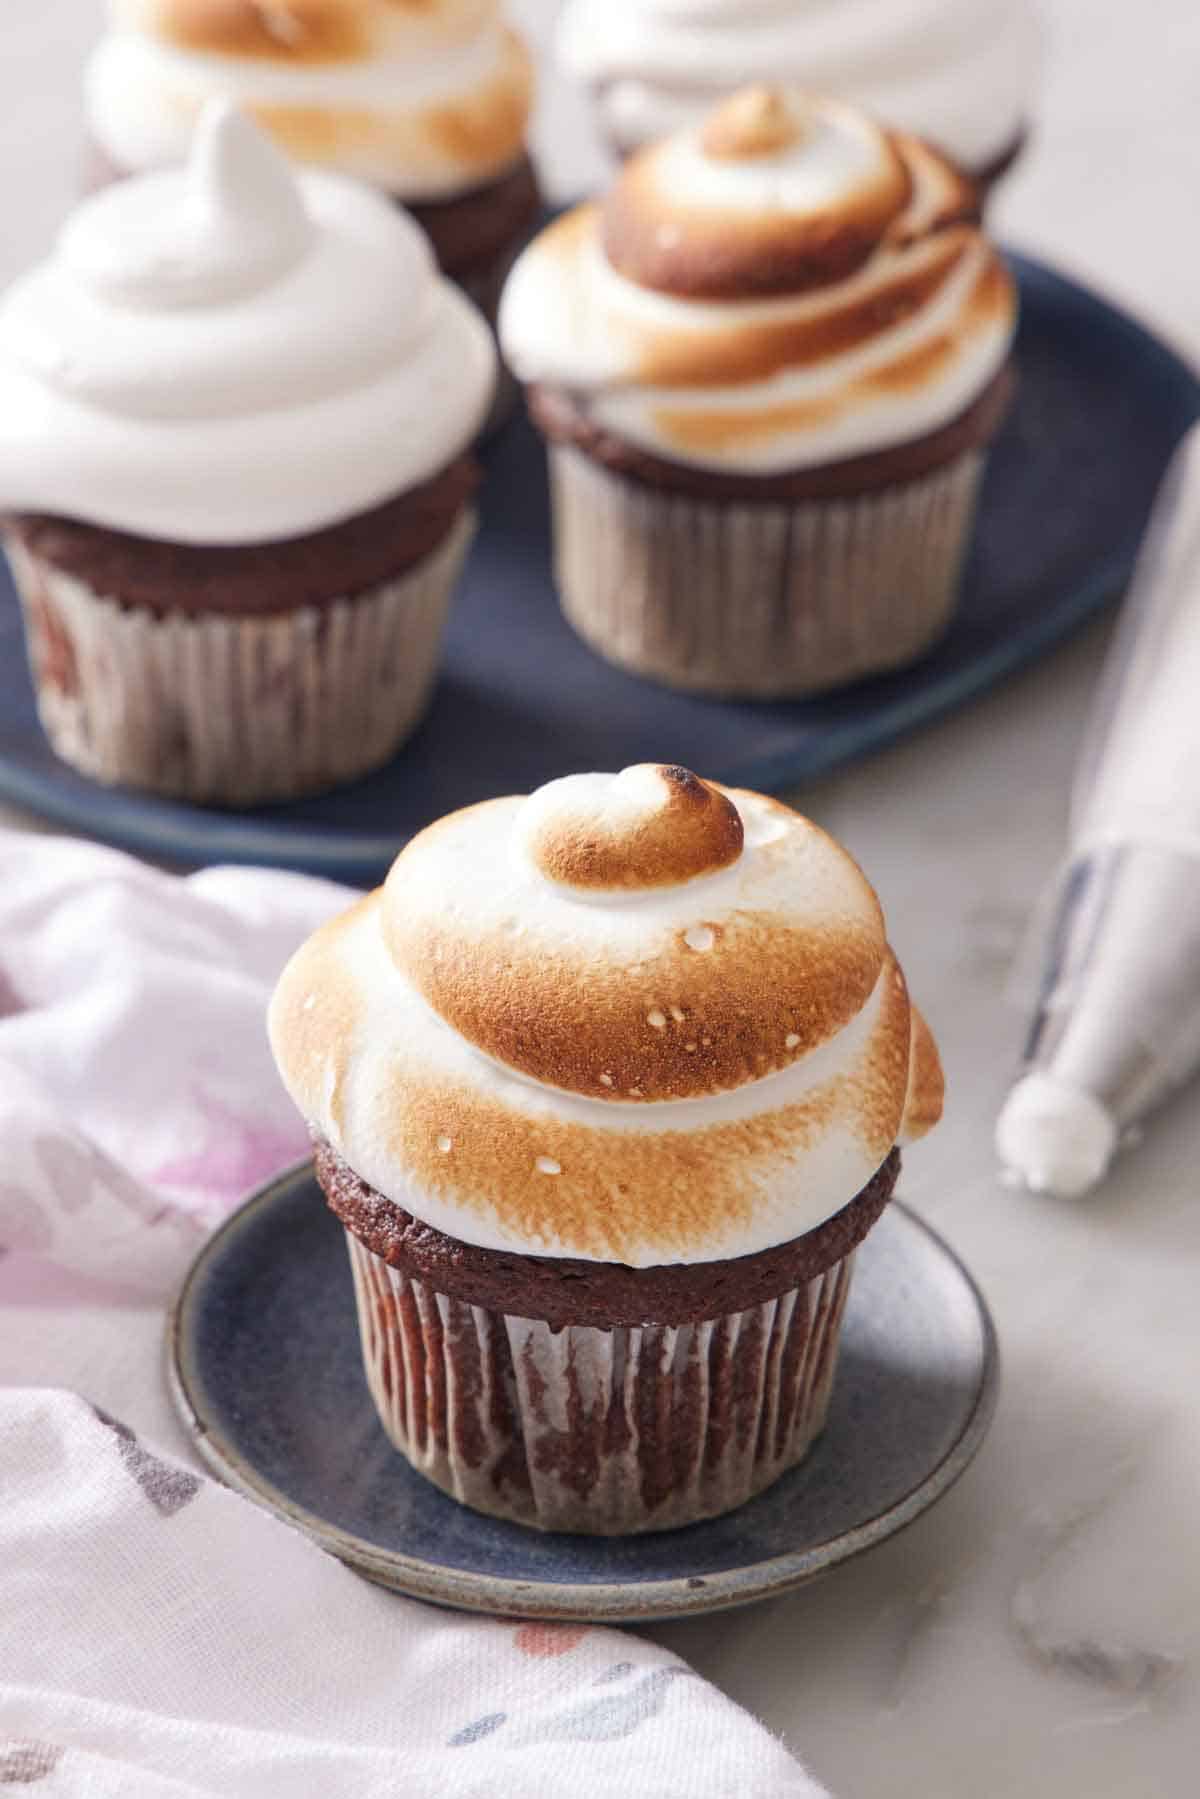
top-left (4, 5), bottom-right (1200, 1794)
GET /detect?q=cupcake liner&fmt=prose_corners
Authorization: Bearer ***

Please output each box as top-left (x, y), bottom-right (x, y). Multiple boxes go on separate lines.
top-left (5, 512), bottom-right (474, 805)
top-left (547, 444), bottom-right (985, 697)
top-left (346, 1230), bottom-right (855, 1535)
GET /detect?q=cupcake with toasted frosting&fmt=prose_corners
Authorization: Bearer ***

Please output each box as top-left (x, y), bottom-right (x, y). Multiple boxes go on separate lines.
top-left (84, 0), bottom-right (540, 320)
top-left (558, 0), bottom-right (1036, 188)
top-left (499, 86), bottom-right (1017, 697)
top-left (0, 104), bottom-right (495, 802)
top-left (269, 763), bottom-right (944, 1532)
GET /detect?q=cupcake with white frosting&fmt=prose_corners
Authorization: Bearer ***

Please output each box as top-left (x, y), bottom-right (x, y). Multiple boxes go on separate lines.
top-left (0, 104), bottom-right (495, 804)
top-left (499, 86), bottom-right (1017, 698)
top-left (269, 762), bottom-right (944, 1533)
top-left (559, 0), bottom-right (1036, 189)
top-left (85, 0), bottom-right (539, 321)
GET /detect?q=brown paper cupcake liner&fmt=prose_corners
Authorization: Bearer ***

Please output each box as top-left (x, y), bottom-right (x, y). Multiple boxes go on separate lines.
top-left (547, 444), bottom-right (985, 697)
top-left (5, 512), bottom-right (474, 805)
top-left (346, 1229), bottom-right (855, 1535)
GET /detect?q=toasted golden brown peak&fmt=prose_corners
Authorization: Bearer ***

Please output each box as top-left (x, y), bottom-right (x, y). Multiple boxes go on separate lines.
top-left (526, 764), bottom-right (744, 893)
top-left (601, 90), bottom-right (914, 301)
top-left (701, 86), bottom-right (808, 161)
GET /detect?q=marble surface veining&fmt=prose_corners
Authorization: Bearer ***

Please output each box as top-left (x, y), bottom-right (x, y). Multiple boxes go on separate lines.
top-left (2, 4), bottom-right (1200, 1794)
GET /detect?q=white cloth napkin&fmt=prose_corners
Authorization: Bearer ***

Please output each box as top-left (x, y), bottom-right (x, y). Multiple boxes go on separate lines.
top-left (0, 832), bottom-right (826, 1799)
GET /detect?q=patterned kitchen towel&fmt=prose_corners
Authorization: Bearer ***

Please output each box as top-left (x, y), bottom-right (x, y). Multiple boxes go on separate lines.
top-left (0, 831), bottom-right (827, 1799)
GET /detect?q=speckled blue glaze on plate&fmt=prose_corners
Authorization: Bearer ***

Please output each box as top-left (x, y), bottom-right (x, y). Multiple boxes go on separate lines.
top-left (167, 1163), bottom-right (998, 1622)
top-left (7, 252), bottom-right (1193, 886)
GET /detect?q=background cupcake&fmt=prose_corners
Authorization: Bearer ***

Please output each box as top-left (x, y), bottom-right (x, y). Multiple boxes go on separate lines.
top-left (558, 0), bottom-right (1037, 193)
top-left (269, 763), bottom-right (944, 1534)
top-left (500, 87), bottom-right (1018, 698)
top-left (85, 0), bottom-right (540, 320)
top-left (0, 104), bottom-right (495, 804)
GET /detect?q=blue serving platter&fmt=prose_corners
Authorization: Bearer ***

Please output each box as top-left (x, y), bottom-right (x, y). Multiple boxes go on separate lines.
top-left (5, 252), bottom-right (1199, 885)
top-left (166, 1163), bottom-right (998, 1623)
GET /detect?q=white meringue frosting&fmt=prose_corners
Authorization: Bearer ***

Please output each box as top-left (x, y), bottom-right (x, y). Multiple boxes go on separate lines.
top-left (498, 88), bottom-right (1016, 477)
top-left (558, 0), bottom-right (1037, 174)
top-left (269, 765), bottom-right (943, 1267)
top-left (86, 0), bottom-right (533, 200)
top-left (0, 104), bottom-right (496, 545)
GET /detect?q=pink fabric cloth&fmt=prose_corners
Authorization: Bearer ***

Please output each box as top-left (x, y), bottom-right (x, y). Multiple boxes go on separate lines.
top-left (0, 831), bottom-right (826, 1798)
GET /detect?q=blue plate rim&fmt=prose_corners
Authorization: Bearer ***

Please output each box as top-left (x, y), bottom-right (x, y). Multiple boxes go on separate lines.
top-left (166, 1159), bottom-right (1000, 1622)
top-left (8, 250), bottom-right (1195, 884)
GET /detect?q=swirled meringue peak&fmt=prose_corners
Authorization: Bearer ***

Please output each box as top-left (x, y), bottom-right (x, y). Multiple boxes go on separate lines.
top-left (558, 0), bottom-right (1036, 175)
top-left (498, 86), bottom-right (1016, 476)
top-left (86, 0), bottom-right (534, 200)
top-left (518, 764), bottom-right (745, 893)
top-left (0, 103), bottom-right (496, 544)
top-left (63, 101), bottom-right (312, 309)
top-left (269, 765), bottom-right (944, 1267)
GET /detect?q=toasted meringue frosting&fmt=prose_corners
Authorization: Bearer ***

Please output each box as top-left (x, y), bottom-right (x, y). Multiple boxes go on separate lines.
top-left (86, 0), bottom-right (534, 200)
top-left (0, 104), bottom-right (496, 545)
top-left (558, 0), bottom-right (1037, 175)
top-left (498, 88), bottom-right (1016, 477)
top-left (269, 765), bottom-right (943, 1267)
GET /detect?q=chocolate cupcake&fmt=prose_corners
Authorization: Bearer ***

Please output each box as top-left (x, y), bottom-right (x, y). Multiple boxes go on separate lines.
top-left (499, 88), bottom-right (1018, 698)
top-left (84, 0), bottom-right (540, 322)
top-left (0, 105), bottom-right (495, 804)
top-left (269, 763), bottom-right (944, 1533)
top-left (558, 0), bottom-right (1036, 194)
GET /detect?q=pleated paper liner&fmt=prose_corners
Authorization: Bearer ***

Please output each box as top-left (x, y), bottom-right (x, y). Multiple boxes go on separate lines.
top-left (5, 512), bottom-right (475, 806)
top-left (549, 445), bottom-right (984, 697)
top-left (348, 1231), bottom-right (854, 1535)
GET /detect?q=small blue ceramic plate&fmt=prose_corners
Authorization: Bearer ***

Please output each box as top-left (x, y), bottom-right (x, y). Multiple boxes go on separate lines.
top-left (3, 253), bottom-right (1199, 884)
top-left (166, 1163), bottom-right (998, 1622)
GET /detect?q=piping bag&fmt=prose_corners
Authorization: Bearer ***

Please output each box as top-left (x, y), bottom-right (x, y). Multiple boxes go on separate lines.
top-left (996, 420), bottom-right (1200, 1196)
